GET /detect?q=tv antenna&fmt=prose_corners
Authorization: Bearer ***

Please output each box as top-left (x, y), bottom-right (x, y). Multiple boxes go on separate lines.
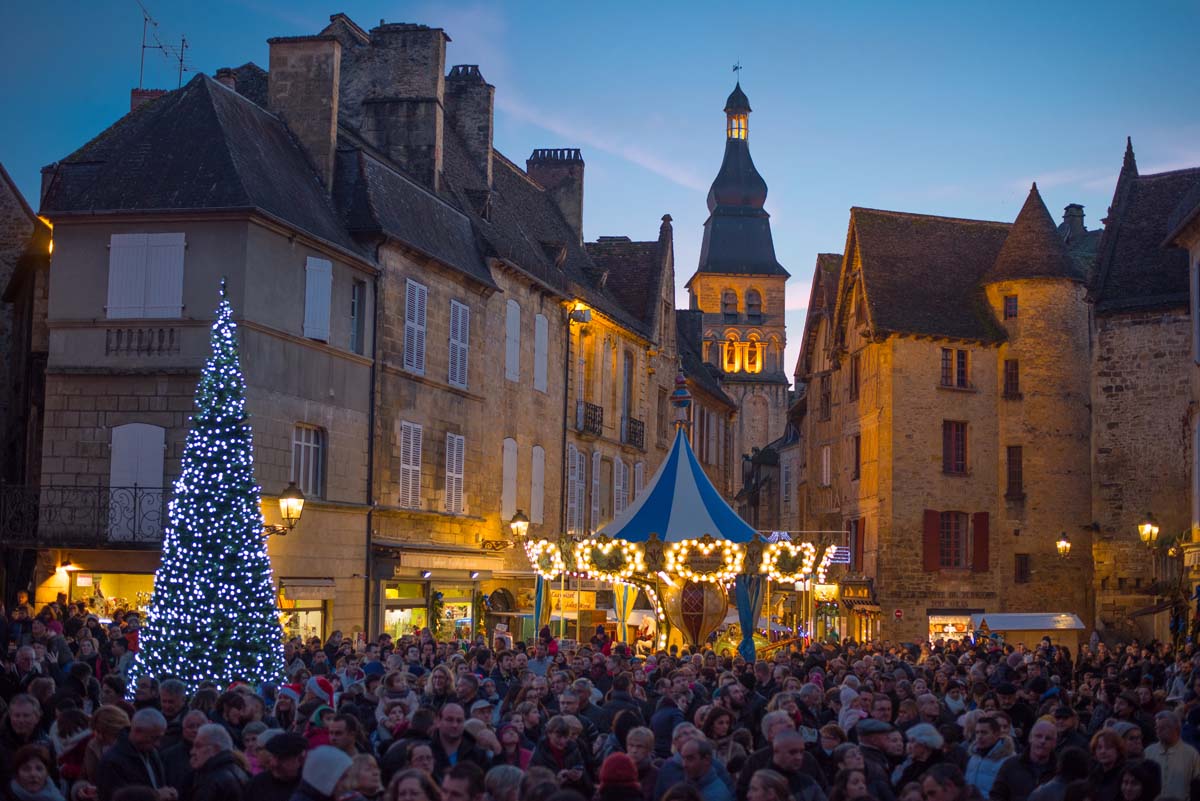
top-left (136, 1), bottom-right (191, 88)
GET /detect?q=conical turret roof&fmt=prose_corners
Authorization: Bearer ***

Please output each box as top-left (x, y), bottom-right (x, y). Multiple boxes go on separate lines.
top-left (724, 81), bottom-right (751, 114)
top-left (984, 183), bottom-right (1083, 283)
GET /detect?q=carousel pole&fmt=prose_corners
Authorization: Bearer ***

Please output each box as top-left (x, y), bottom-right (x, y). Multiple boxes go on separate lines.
top-left (765, 576), bottom-right (770, 644)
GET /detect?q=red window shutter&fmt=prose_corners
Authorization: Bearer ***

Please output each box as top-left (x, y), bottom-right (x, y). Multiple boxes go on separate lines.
top-left (972, 512), bottom-right (990, 572)
top-left (923, 509), bottom-right (941, 571)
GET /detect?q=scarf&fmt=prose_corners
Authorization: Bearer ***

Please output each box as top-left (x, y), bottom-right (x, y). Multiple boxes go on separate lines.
top-left (8, 780), bottom-right (67, 801)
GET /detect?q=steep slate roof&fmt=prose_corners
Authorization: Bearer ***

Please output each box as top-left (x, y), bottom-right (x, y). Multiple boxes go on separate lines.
top-left (676, 309), bottom-right (735, 407)
top-left (586, 232), bottom-right (667, 336)
top-left (41, 74), bottom-right (363, 257)
top-left (1166, 176), bottom-right (1200, 246)
top-left (812, 253), bottom-right (842, 318)
top-left (1092, 164), bottom-right (1200, 313)
top-left (850, 208), bottom-right (1010, 343)
top-left (984, 184), bottom-right (1085, 283)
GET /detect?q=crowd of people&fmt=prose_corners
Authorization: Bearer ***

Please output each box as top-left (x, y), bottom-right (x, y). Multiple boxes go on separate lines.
top-left (4, 598), bottom-right (1200, 801)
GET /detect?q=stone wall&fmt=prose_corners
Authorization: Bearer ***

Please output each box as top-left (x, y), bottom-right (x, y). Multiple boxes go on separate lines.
top-left (0, 171), bottom-right (35, 451)
top-left (1092, 307), bottom-right (1192, 637)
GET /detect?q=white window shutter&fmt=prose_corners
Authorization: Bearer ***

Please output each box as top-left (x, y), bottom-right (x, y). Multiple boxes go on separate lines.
top-left (590, 451), bottom-right (601, 532)
top-left (566, 444), bottom-right (579, 535)
top-left (534, 314), bottom-right (549, 392)
top-left (576, 450), bottom-right (587, 534)
top-left (142, 233), bottom-right (185, 318)
top-left (404, 280), bottom-right (427, 374)
top-left (303, 257), bottom-right (333, 341)
top-left (449, 300), bottom-right (469, 389)
top-left (634, 462), bottom-right (644, 501)
top-left (614, 457), bottom-right (627, 516)
top-left (399, 421), bottom-right (423, 508)
top-left (106, 234), bottom-right (149, 319)
top-left (531, 445), bottom-right (545, 524)
top-left (502, 438), bottom-right (518, 520)
top-left (109, 423), bottom-right (165, 540)
top-left (505, 300), bottom-right (521, 381)
top-left (444, 433), bottom-right (464, 514)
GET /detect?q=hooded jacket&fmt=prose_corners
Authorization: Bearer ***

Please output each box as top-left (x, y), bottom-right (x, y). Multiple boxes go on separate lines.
top-left (965, 736), bottom-right (1016, 799)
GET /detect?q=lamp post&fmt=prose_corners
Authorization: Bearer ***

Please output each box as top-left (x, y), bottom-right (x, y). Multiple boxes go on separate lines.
top-left (1056, 532), bottom-right (1071, 559)
top-left (1139, 516), bottom-right (1161, 547)
top-left (265, 482), bottom-right (305, 536)
top-left (509, 510), bottom-right (530, 540)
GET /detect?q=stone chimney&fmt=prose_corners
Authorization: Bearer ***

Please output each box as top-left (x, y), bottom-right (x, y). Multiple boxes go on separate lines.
top-left (445, 65), bottom-right (494, 187)
top-left (353, 23), bottom-right (448, 190)
top-left (527, 149), bottom-right (585, 243)
top-left (214, 67), bottom-right (238, 91)
top-left (267, 35), bottom-right (342, 193)
top-left (1062, 203), bottom-right (1086, 243)
top-left (129, 88), bottom-right (166, 112)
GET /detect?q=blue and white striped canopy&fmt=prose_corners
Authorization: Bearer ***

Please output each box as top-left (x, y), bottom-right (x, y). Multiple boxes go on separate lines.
top-left (598, 427), bottom-right (756, 543)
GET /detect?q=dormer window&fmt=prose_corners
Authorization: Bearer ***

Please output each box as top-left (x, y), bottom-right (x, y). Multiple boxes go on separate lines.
top-left (727, 113), bottom-right (748, 140)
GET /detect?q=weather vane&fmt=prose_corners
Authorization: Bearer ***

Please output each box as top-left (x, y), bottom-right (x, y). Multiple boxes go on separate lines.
top-left (732, 61), bottom-right (742, 76)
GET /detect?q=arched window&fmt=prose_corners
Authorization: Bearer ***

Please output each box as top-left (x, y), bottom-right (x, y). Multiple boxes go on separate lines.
top-left (746, 289), bottom-right (763, 321)
top-left (723, 333), bottom-right (741, 373)
top-left (722, 290), bottom-right (738, 321)
top-left (745, 334), bottom-right (762, 374)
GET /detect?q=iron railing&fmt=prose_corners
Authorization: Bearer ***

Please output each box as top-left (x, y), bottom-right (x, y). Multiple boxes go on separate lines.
top-left (576, 401), bottom-right (603, 437)
top-left (0, 484), bottom-right (168, 548)
top-left (622, 416), bottom-right (645, 450)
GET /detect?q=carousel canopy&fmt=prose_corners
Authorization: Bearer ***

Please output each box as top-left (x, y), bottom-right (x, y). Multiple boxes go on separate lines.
top-left (598, 426), bottom-right (756, 543)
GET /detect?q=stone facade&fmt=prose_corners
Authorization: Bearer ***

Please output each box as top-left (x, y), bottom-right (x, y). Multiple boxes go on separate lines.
top-left (1090, 309), bottom-right (1192, 636)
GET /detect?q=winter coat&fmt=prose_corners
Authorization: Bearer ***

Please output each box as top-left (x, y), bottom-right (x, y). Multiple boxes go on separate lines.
top-left (990, 750), bottom-right (1055, 801)
top-left (95, 731), bottom-right (167, 801)
top-left (649, 700), bottom-right (684, 759)
top-left (50, 727), bottom-right (92, 782)
top-left (529, 737), bottom-right (593, 797)
top-left (965, 737), bottom-right (1016, 799)
top-left (245, 770), bottom-right (299, 801)
top-left (191, 750), bottom-right (249, 801)
top-left (599, 691), bottom-right (645, 733)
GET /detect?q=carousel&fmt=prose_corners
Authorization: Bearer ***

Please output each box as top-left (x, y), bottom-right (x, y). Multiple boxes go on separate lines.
top-left (524, 373), bottom-right (839, 659)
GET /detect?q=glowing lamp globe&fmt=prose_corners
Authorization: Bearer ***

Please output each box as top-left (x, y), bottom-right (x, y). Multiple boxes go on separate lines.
top-left (279, 482), bottom-right (305, 529)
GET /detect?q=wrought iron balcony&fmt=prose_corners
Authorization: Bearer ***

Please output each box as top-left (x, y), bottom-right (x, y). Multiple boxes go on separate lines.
top-left (576, 401), bottom-right (603, 438)
top-left (0, 484), bottom-right (168, 548)
top-left (622, 416), bottom-right (645, 450)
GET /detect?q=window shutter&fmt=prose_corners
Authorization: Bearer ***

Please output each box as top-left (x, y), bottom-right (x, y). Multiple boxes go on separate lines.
top-left (590, 451), bottom-right (601, 531)
top-left (614, 456), bottom-right (627, 516)
top-left (449, 300), bottom-right (469, 388)
top-left (106, 234), bottom-right (149, 319)
top-left (505, 300), bottom-right (521, 381)
top-left (634, 462), bottom-right (644, 501)
top-left (404, 280), bottom-right (427, 374)
top-left (399, 422), bottom-right (422, 508)
top-left (444, 433), bottom-right (464, 514)
top-left (566, 444), bottom-right (579, 535)
top-left (575, 450), bottom-right (586, 534)
top-left (923, 509), bottom-right (941, 571)
top-left (109, 423), bottom-right (165, 540)
top-left (852, 519), bottom-right (865, 571)
top-left (501, 438), bottom-right (518, 521)
top-left (972, 512), bottom-right (990, 572)
top-left (531, 445), bottom-right (545, 524)
top-left (143, 233), bottom-right (185, 318)
top-left (303, 257), bottom-right (333, 341)
top-left (534, 314), bottom-right (549, 392)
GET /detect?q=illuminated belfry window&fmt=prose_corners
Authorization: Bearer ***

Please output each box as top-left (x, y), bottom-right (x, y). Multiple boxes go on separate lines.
top-left (722, 337), bottom-right (764, 374)
top-left (727, 113), bottom-right (748, 140)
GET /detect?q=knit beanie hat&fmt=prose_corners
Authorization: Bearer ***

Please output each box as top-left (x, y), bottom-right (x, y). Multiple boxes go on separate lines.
top-left (599, 753), bottom-right (641, 789)
top-left (301, 746), bottom-right (352, 795)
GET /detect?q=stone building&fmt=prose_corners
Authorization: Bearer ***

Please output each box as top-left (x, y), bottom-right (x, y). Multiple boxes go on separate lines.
top-left (1165, 176), bottom-right (1200, 609)
top-left (687, 83), bottom-right (790, 464)
top-left (1090, 142), bottom-right (1200, 640)
top-left (676, 309), bottom-right (740, 496)
top-left (3, 12), bottom-right (737, 640)
top-left (794, 186), bottom-right (1098, 642)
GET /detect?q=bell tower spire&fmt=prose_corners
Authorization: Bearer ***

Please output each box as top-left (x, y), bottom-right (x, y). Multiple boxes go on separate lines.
top-left (725, 78), bottom-right (751, 140)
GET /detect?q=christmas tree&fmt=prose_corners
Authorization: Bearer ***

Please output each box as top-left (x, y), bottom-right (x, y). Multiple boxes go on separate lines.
top-left (130, 280), bottom-right (285, 691)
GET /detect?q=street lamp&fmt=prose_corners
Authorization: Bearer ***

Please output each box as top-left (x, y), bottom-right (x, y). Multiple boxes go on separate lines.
top-left (509, 510), bottom-right (530, 540)
top-left (1138, 516), bottom-right (1160, 546)
top-left (265, 482), bottom-right (305, 536)
top-left (1056, 532), bottom-right (1072, 558)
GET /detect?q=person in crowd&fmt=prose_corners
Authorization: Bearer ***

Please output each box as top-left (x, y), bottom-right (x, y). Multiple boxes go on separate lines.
top-left (95, 708), bottom-right (172, 801)
top-left (7, 744), bottom-right (65, 801)
top-left (289, 745), bottom-right (353, 801)
top-left (189, 723), bottom-right (249, 801)
top-left (1086, 729), bottom-right (1126, 801)
top-left (1028, 748), bottom-right (1090, 801)
top-left (992, 719), bottom-right (1057, 801)
top-left (245, 732), bottom-right (307, 801)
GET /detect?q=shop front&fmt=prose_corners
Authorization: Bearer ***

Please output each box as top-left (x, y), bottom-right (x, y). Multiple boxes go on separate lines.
top-left (34, 549), bottom-right (162, 621)
top-left (927, 609), bottom-right (981, 643)
top-left (278, 578), bottom-right (336, 642)
top-left (840, 579), bottom-right (881, 643)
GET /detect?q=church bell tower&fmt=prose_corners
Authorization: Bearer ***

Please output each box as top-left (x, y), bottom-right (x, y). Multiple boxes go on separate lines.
top-left (686, 81), bottom-right (790, 461)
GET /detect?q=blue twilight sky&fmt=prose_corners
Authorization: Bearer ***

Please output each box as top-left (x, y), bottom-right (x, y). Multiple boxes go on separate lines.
top-left (3, 2), bottom-right (1198, 384)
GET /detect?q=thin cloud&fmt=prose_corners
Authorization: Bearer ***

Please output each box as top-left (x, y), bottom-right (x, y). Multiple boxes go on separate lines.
top-left (785, 280), bottom-right (812, 311)
top-left (497, 94), bottom-right (709, 192)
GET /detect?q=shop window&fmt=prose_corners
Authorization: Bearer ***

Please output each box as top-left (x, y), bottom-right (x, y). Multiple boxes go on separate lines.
top-left (70, 571), bottom-right (154, 620)
top-left (292, 424), bottom-right (325, 498)
top-left (280, 598), bottom-right (328, 642)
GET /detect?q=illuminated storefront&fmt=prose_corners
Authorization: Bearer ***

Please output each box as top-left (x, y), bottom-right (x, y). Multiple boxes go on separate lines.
top-left (69, 571), bottom-right (154, 619)
top-left (278, 578), bottom-right (335, 642)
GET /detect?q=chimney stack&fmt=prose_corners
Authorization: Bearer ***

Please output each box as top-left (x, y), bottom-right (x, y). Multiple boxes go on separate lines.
top-left (445, 65), bottom-right (494, 187)
top-left (215, 67), bottom-right (238, 92)
top-left (1062, 203), bottom-right (1086, 243)
top-left (129, 88), bottom-right (166, 112)
top-left (267, 35), bottom-right (342, 193)
top-left (527, 149), bottom-right (585, 243)
top-left (355, 23), bottom-right (448, 190)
